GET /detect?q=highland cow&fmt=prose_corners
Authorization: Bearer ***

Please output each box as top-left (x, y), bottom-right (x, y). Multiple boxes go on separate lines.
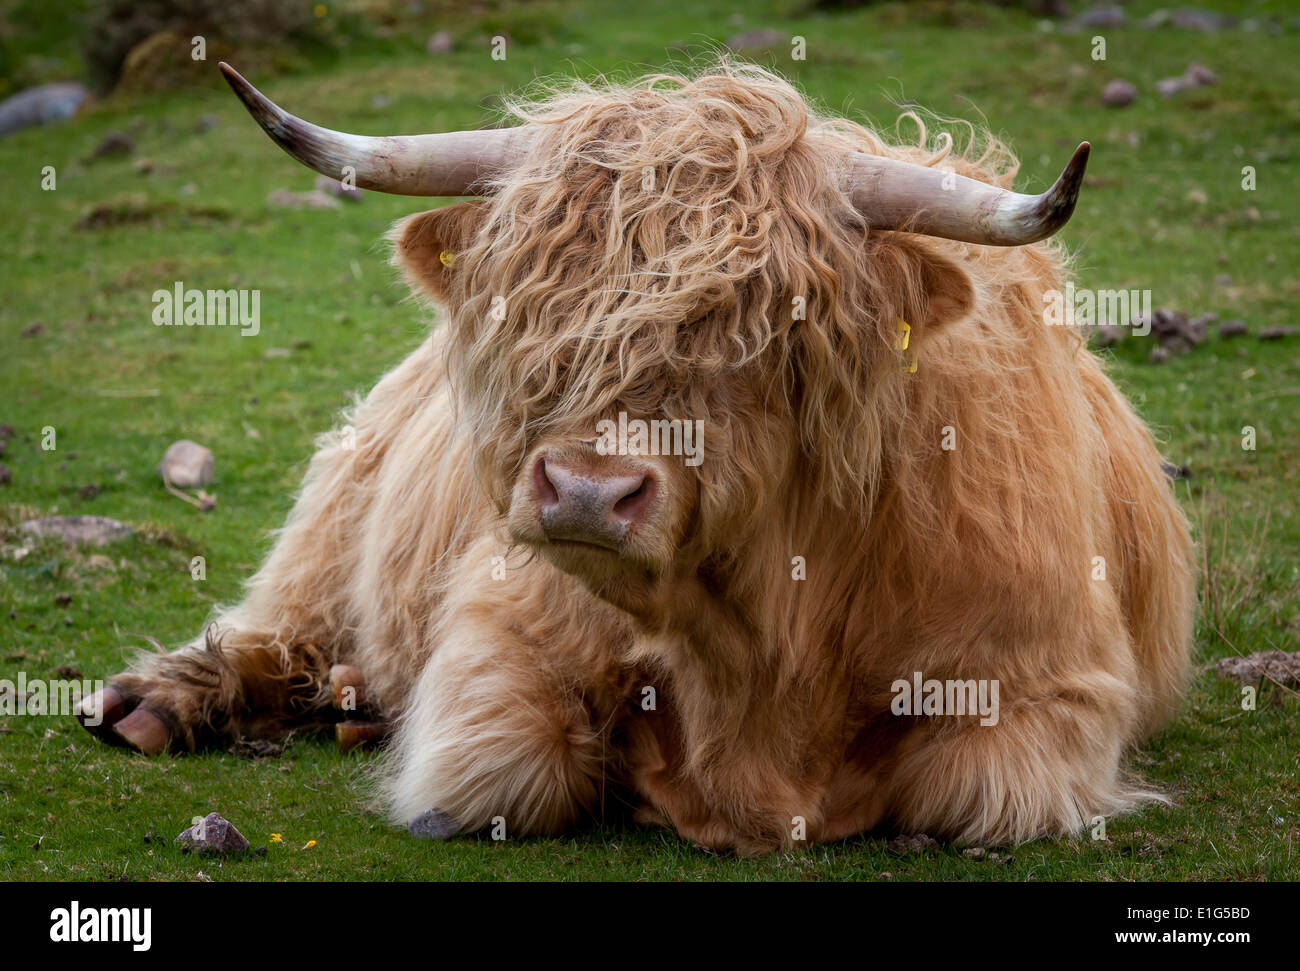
top-left (78, 62), bottom-right (1195, 855)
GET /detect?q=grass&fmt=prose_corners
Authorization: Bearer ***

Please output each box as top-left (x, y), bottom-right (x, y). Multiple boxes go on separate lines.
top-left (1, 0), bottom-right (1298, 881)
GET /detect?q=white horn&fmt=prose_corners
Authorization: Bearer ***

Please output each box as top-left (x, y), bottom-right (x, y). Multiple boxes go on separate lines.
top-left (847, 142), bottom-right (1090, 246)
top-left (220, 62), bottom-right (528, 196)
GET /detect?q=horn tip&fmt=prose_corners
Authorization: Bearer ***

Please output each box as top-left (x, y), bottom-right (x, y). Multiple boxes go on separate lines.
top-left (1067, 141), bottom-right (1091, 179)
top-left (1033, 140), bottom-right (1091, 238)
top-left (218, 62), bottom-right (288, 135)
top-left (217, 61), bottom-right (243, 90)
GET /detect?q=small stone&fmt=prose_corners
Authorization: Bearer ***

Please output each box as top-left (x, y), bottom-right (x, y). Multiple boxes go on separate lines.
top-left (88, 131), bottom-right (134, 160)
top-left (1156, 76), bottom-right (1195, 98)
top-left (1149, 346), bottom-right (1170, 364)
top-left (314, 175), bottom-right (363, 203)
top-left (1185, 62), bottom-right (1219, 86)
top-left (1184, 315), bottom-right (1209, 344)
top-left (1259, 325), bottom-right (1300, 340)
top-left (54, 593), bottom-right (73, 607)
top-left (725, 29), bottom-right (783, 50)
top-left (887, 833), bottom-right (938, 854)
top-left (963, 847), bottom-right (987, 860)
top-left (426, 30), bottom-right (453, 55)
top-left (1218, 319), bottom-right (1248, 338)
top-left (77, 483), bottom-right (99, 501)
top-left (19, 515), bottom-right (134, 546)
top-left (1169, 9), bottom-right (1225, 32)
top-left (175, 812), bottom-right (251, 855)
top-left (1100, 79), bottom-right (1137, 107)
top-left (159, 440), bottom-right (214, 489)
top-left (1076, 7), bottom-right (1127, 29)
top-left (1090, 324), bottom-right (1128, 346)
top-left (268, 188), bottom-right (340, 210)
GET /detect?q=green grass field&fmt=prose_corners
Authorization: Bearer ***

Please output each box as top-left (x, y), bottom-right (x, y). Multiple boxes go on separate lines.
top-left (1, 0), bottom-right (1297, 880)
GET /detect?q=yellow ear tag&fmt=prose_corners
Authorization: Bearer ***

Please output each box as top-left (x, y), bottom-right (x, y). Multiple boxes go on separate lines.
top-left (895, 319), bottom-right (917, 373)
top-left (438, 250), bottom-right (455, 268)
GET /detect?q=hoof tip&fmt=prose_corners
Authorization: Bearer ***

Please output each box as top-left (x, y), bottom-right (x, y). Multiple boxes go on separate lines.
top-left (408, 808), bottom-right (461, 840)
top-left (112, 707), bottom-right (169, 755)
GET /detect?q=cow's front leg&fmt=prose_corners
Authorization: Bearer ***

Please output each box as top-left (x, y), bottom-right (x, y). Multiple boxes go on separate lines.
top-left (382, 555), bottom-right (628, 839)
top-left (882, 665), bottom-right (1147, 845)
top-left (78, 622), bottom-right (339, 753)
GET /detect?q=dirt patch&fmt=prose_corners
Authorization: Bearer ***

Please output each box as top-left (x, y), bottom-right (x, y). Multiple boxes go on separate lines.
top-left (1216, 651), bottom-right (1300, 688)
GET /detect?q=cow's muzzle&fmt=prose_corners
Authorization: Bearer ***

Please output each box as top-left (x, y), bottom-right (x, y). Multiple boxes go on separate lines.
top-left (532, 454), bottom-right (657, 551)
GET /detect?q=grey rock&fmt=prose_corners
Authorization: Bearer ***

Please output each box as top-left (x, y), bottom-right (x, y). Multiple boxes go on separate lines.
top-left (1075, 6), bottom-right (1126, 28)
top-left (159, 440), bottom-right (214, 488)
top-left (1090, 324), bottom-right (1128, 346)
top-left (176, 812), bottom-right (251, 855)
top-left (725, 29), bottom-right (783, 50)
top-left (1170, 9), bottom-right (1228, 32)
top-left (1101, 79), bottom-right (1137, 107)
top-left (88, 130), bottom-right (134, 160)
top-left (19, 515), bottom-right (135, 546)
top-left (314, 175), bottom-right (363, 203)
top-left (1156, 76), bottom-right (1195, 97)
top-left (268, 188), bottom-right (340, 210)
top-left (427, 30), bottom-right (453, 55)
top-left (0, 82), bottom-right (88, 137)
top-left (1259, 325), bottom-right (1300, 340)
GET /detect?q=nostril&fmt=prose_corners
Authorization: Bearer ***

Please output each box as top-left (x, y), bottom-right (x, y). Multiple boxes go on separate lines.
top-left (534, 457), bottom-right (559, 508)
top-left (612, 474), bottom-right (656, 525)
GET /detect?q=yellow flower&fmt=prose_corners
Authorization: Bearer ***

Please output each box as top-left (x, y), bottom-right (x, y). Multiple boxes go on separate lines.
top-left (314, 4), bottom-right (327, 17)
top-left (302, 840), bottom-right (317, 850)
top-left (269, 833), bottom-right (282, 843)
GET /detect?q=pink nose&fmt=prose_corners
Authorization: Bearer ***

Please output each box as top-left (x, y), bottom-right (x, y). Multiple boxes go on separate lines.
top-left (533, 456), bottom-right (656, 549)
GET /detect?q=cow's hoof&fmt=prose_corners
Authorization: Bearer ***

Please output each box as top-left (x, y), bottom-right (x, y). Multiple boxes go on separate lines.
top-left (335, 719), bottom-right (389, 753)
top-left (408, 808), bottom-right (462, 840)
top-left (111, 707), bottom-right (171, 755)
top-left (329, 664), bottom-right (367, 710)
top-left (77, 685), bottom-right (174, 755)
top-left (76, 686), bottom-right (130, 741)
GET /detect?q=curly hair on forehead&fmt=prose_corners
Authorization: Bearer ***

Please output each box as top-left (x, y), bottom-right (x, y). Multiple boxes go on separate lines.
top-left (434, 59), bottom-right (1026, 514)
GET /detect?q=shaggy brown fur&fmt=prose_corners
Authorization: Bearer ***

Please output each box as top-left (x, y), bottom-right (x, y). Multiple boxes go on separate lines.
top-left (92, 63), bottom-right (1194, 854)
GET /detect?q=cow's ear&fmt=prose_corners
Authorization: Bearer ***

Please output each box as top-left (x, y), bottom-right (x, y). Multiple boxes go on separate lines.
top-left (872, 234), bottom-right (975, 340)
top-left (391, 200), bottom-right (489, 302)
